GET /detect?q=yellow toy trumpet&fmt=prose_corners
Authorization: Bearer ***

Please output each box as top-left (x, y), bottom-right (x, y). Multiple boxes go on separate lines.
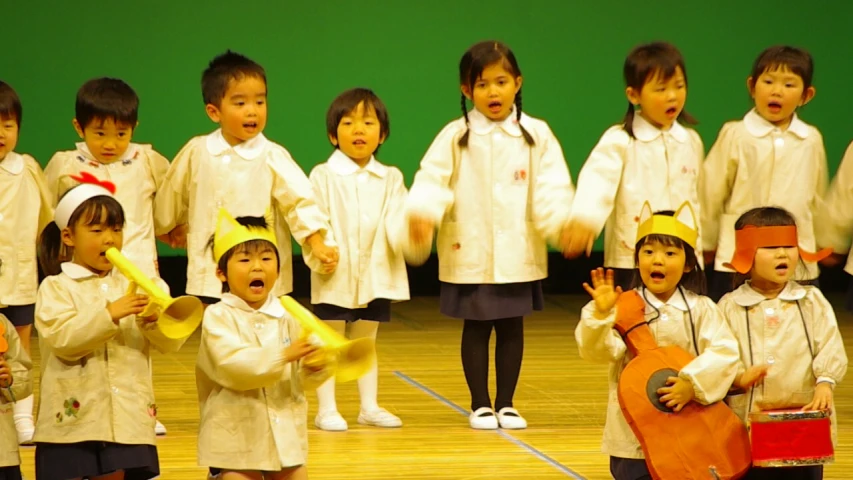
top-left (105, 247), bottom-right (203, 340)
top-left (280, 296), bottom-right (375, 389)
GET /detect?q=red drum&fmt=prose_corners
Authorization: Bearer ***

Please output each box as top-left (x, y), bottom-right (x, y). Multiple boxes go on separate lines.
top-left (748, 409), bottom-right (834, 467)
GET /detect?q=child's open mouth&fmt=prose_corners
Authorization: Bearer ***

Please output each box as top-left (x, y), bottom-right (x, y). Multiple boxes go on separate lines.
top-left (352, 139), bottom-right (366, 146)
top-left (767, 102), bottom-right (782, 113)
top-left (650, 272), bottom-right (666, 281)
top-left (488, 101), bottom-right (502, 113)
top-left (243, 122), bottom-right (258, 129)
top-left (775, 262), bottom-right (789, 274)
top-left (249, 279), bottom-right (265, 293)
top-left (666, 107), bottom-right (678, 116)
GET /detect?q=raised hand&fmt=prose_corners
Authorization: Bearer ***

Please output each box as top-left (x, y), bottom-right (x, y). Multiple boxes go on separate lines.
top-left (582, 268), bottom-right (623, 315)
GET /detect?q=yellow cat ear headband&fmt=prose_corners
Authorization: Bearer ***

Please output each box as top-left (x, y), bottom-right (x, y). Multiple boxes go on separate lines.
top-left (635, 201), bottom-right (699, 249)
top-left (213, 208), bottom-right (278, 263)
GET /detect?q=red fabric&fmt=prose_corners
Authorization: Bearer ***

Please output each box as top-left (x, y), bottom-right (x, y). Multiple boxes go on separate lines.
top-left (69, 171), bottom-right (117, 194)
top-left (751, 415), bottom-right (833, 463)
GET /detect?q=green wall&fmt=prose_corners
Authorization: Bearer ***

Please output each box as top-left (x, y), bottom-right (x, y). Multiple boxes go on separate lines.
top-left (7, 1), bottom-right (852, 255)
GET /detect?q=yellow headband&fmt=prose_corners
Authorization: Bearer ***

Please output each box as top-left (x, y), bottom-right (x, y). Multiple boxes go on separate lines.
top-left (213, 209), bottom-right (278, 263)
top-left (635, 201), bottom-right (698, 249)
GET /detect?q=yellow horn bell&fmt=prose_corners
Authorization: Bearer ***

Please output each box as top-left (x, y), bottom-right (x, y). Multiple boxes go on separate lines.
top-left (105, 247), bottom-right (203, 340)
top-left (280, 296), bottom-right (376, 389)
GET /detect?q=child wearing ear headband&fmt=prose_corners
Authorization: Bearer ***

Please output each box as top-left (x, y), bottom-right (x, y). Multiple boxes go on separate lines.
top-left (719, 206), bottom-right (847, 480)
top-left (576, 201), bottom-right (739, 479)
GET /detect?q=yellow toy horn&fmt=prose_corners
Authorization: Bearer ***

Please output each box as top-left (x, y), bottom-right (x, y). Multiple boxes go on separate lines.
top-left (105, 247), bottom-right (203, 340)
top-left (280, 296), bottom-right (376, 389)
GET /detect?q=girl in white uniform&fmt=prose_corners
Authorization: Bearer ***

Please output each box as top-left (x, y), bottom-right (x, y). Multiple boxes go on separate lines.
top-left (576, 202), bottom-right (739, 480)
top-left (406, 40), bottom-right (575, 430)
top-left (719, 206), bottom-right (847, 480)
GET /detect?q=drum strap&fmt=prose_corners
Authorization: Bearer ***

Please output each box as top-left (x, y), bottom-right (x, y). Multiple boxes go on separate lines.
top-left (640, 285), bottom-right (698, 356)
top-left (743, 300), bottom-right (815, 409)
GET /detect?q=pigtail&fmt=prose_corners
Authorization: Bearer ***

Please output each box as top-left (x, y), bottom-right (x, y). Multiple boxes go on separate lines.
top-left (515, 90), bottom-right (535, 146)
top-left (38, 222), bottom-right (69, 277)
top-left (458, 93), bottom-right (471, 147)
top-left (622, 102), bottom-right (636, 138)
top-left (677, 109), bottom-right (698, 127)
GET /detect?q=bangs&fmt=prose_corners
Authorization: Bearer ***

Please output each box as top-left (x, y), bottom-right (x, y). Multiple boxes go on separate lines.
top-left (71, 196), bottom-right (125, 229)
top-left (232, 239), bottom-right (277, 256)
top-left (638, 233), bottom-right (686, 250)
top-left (624, 42), bottom-right (686, 90)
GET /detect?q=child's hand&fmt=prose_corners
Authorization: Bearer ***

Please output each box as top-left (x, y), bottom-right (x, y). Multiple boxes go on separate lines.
top-left (560, 221), bottom-right (595, 259)
top-left (169, 224), bottom-right (188, 249)
top-left (408, 216), bottom-right (434, 245)
top-left (734, 364), bottom-right (770, 390)
top-left (285, 338), bottom-right (320, 363)
top-left (308, 235), bottom-right (338, 274)
top-left (803, 382), bottom-right (834, 411)
top-left (582, 268), bottom-right (623, 316)
top-left (301, 350), bottom-right (327, 374)
top-left (658, 376), bottom-right (695, 412)
top-left (0, 357), bottom-right (11, 388)
top-left (819, 253), bottom-right (845, 268)
top-left (107, 293), bottom-right (150, 323)
top-left (703, 250), bottom-right (716, 268)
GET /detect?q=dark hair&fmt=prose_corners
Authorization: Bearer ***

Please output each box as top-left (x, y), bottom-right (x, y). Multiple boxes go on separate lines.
top-left (326, 88), bottom-right (390, 154)
top-left (0, 81), bottom-right (22, 128)
top-left (75, 78), bottom-right (139, 130)
top-left (202, 50), bottom-right (267, 107)
top-left (622, 42), bottom-right (697, 138)
top-left (632, 210), bottom-right (706, 295)
top-left (749, 45), bottom-right (814, 92)
top-left (458, 40), bottom-right (534, 147)
top-left (732, 207), bottom-right (799, 288)
top-left (38, 193), bottom-right (126, 277)
top-left (206, 216), bottom-right (280, 293)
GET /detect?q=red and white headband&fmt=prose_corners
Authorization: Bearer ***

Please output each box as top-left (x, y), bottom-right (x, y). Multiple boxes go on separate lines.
top-left (54, 172), bottom-right (117, 230)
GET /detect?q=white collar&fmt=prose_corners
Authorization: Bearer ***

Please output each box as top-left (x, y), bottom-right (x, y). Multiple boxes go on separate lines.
top-left (60, 262), bottom-right (105, 280)
top-left (743, 109), bottom-right (810, 139)
top-left (632, 113), bottom-right (688, 143)
top-left (326, 148), bottom-right (386, 177)
top-left (76, 142), bottom-right (139, 166)
top-left (467, 106), bottom-right (523, 137)
top-left (0, 151), bottom-right (24, 174)
top-left (205, 129), bottom-right (268, 160)
top-left (728, 281), bottom-right (807, 307)
top-left (220, 292), bottom-right (285, 318)
top-left (639, 287), bottom-right (700, 313)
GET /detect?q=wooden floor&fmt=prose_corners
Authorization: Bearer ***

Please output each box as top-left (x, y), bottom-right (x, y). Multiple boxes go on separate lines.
top-left (16, 293), bottom-right (853, 479)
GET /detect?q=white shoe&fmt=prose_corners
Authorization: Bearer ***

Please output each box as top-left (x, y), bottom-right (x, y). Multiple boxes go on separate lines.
top-left (155, 420), bottom-right (167, 436)
top-left (15, 417), bottom-right (34, 445)
top-left (314, 410), bottom-right (348, 431)
top-left (497, 407), bottom-right (527, 429)
top-left (357, 408), bottom-right (402, 428)
top-left (469, 407), bottom-right (498, 430)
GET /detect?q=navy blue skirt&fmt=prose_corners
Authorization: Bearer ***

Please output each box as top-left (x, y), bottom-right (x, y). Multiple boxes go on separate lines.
top-left (312, 299), bottom-right (392, 323)
top-left (0, 466), bottom-right (22, 480)
top-left (35, 441), bottom-right (159, 480)
top-left (440, 281), bottom-right (543, 321)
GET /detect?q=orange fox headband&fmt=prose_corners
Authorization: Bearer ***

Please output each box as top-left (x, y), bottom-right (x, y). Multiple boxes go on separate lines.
top-left (723, 225), bottom-right (832, 274)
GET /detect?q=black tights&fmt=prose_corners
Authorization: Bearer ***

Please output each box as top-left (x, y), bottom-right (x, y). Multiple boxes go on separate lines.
top-left (461, 317), bottom-right (524, 412)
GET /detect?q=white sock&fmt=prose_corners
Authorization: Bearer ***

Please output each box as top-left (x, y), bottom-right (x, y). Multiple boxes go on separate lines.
top-left (350, 320), bottom-right (380, 412)
top-left (13, 394), bottom-right (34, 428)
top-left (315, 320), bottom-right (346, 414)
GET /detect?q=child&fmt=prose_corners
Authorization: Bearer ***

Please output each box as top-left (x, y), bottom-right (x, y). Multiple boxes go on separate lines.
top-left (405, 40), bottom-right (575, 429)
top-left (196, 209), bottom-right (318, 479)
top-left (563, 41), bottom-right (704, 292)
top-left (155, 50), bottom-right (338, 308)
top-left (719, 207), bottom-right (847, 480)
top-left (43, 76), bottom-right (175, 435)
top-left (817, 141), bottom-right (853, 312)
top-left (308, 87), bottom-right (416, 431)
top-left (701, 46), bottom-right (828, 301)
top-left (33, 175), bottom-right (185, 480)
top-left (0, 80), bottom-right (52, 446)
top-left (575, 202), bottom-right (739, 480)
top-left (0, 313), bottom-right (34, 479)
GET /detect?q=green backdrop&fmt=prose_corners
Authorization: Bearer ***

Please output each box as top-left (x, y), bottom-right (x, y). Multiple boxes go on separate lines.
top-left (7, 1), bottom-right (852, 256)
